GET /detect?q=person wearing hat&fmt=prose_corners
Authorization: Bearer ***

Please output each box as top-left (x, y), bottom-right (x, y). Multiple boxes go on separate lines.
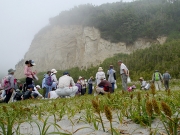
top-left (152, 70), bottom-right (163, 91)
top-left (32, 85), bottom-right (43, 98)
top-left (107, 65), bottom-right (116, 93)
top-left (24, 60), bottom-right (37, 91)
top-left (139, 77), bottom-right (147, 90)
top-left (3, 68), bottom-right (16, 103)
top-left (118, 60), bottom-right (129, 91)
top-left (22, 84), bottom-right (35, 100)
top-left (94, 77), bottom-right (112, 96)
top-left (95, 67), bottom-right (106, 85)
top-left (51, 69), bottom-right (58, 89)
top-left (79, 76), bottom-right (86, 95)
top-left (55, 71), bottom-right (78, 97)
top-left (75, 79), bottom-right (82, 95)
top-left (88, 76), bottom-right (94, 94)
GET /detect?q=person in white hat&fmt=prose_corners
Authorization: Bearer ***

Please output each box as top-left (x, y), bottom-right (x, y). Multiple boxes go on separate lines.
top-left (51, 69), bottom-right (58, 89)
top-left (95, 67), bottom-right (106, 85)
top-left (32, 85), bottom-right (43, 98)
top-left (139, 77), bottom-right (150, 90)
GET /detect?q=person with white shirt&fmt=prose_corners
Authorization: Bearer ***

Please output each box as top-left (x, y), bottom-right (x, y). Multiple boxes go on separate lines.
top-left (48, 91), bottom-right (59, 99)
top-left (118, 60), bottom-right (129, 91)
top-left (51, 69), bottom-right (58, 89)
top-left (139, 77), bottom-right (147, 90)
top-left (32, 85), bottom-right (43, 98)
top-left (95, 67), bottom-right (106, 85)
top-left (55, 72), bottom-right (78, 97)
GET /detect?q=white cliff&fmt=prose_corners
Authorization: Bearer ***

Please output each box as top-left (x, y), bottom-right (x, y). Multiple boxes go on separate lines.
top-left (15, 25), bottom-right (167, 79)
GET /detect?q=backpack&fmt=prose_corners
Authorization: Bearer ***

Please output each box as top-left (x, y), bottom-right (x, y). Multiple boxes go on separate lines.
top-left (1, 75), bottom-right (10, 89)
top-left (45, 76), bottom-right (53, 86)
top-left (154, 72), bottom-right (160, 81)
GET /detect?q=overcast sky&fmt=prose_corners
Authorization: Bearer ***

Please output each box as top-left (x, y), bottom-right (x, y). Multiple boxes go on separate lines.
top-left (0, 0), bottom-right (131, 77)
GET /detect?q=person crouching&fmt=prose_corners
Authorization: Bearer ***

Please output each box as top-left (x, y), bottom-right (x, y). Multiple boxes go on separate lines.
top-left (55, 72), bottom-right (78, 97)
top-left (22, 84), bottom-right (35, 100)
top-left (94, 77), bottom-right (112, 96)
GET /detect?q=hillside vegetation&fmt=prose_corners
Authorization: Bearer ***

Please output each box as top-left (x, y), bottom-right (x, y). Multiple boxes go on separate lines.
top-left (45, 0), bottom-right (180, 44)
top-left (34, 36), bottom-right (180, 84)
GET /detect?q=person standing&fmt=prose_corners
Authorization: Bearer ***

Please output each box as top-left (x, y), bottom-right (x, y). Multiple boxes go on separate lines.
top-left (44, 71), bottom-right (53, 98)
top-left (3, 69), bottom-right (16, 103)
top-left (107, 65), bottom-right (116, 93)
top-left (88, 76), bottom-right (93, 94)
top-left (51, 69), bottom-right (58, 89)
top-left (79, 76), bottom-right (86, 95)
top-left (24, 60), bottom-right (36, 91)
top-left (95, 67), bottom-right (106, 85)
top-left (118, 60), bottom-right (129, 91)
top-left (42, 74), bottom-right (46, 98)
top-left (162, 71), bottom-right (171, 91)
top-left (152, 70), bottom-right (163, 91)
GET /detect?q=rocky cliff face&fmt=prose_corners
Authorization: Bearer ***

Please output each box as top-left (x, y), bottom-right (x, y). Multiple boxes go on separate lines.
top-left (15, 25), bottom-right (167, 79)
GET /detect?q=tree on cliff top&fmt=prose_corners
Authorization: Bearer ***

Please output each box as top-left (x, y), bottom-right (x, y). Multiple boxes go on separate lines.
top-left (44, 0), bottom-right (180, 44)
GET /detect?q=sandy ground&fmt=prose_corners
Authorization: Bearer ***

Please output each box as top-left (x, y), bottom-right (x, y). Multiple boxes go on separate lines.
top-left (16, 111), bottom-right (166, 135)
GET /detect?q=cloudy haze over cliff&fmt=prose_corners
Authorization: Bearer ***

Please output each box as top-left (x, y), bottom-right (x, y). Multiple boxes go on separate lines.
top-left (0, 0), bottom-right (131, 78)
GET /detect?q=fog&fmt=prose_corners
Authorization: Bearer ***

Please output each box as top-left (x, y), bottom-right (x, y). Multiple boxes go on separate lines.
top-left (0, 0), bottom-right (131, 79)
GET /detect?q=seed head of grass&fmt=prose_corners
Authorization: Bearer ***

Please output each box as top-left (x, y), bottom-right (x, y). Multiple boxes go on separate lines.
top-left (2, 106), bottom-right (7, 113)
top-left (130, 93), bottom-right (133, 100)
top-left (107, 92), bottom-right (111, 99)
top-left (152, 99), bottom-right (160, 115)
top-left (104, 106), bottom-right (112, 122)
top-left (161, 101), bottom-right (172, 117)
top-left (146, 100), bottom-right (153, 117)
top-left (92, 99), bottom-right (100, 114)
top-left (54, 103), bottom-right (56, 109)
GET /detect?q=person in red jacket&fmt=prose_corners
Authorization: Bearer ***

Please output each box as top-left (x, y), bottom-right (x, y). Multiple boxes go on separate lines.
top-left (94, 77), bottom-right (112, 96)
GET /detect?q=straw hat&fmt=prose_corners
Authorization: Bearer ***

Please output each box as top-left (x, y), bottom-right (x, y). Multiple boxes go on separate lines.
top-left (139, 77), bottom-right (144, 80)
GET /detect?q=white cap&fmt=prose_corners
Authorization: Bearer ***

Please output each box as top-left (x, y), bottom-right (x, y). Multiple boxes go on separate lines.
top-left (36, 85), bottom-right (41, 89)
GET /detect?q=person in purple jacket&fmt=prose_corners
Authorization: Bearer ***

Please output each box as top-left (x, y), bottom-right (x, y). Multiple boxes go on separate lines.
top-left (75, 80), bottom-right (82, 95)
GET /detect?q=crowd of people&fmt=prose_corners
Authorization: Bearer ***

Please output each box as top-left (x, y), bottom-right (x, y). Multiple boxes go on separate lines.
top-left (0, 59), bottom-right (171, 103)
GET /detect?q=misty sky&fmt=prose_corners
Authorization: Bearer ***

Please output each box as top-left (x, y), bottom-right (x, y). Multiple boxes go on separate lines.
top-left (0, 0), bottom-right (131, 77)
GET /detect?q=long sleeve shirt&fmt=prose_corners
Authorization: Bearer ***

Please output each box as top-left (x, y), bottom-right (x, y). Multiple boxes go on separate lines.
top-left (32, 87), bottom-right (43, 97)
top-left (51, 74), bottom-right (58, 83)
top-left (24, 65), bottom-right (33, 78)
top-left (58, 75), bottom-right (75, 88)
top-left (4, 74), bottom-right (15, 90)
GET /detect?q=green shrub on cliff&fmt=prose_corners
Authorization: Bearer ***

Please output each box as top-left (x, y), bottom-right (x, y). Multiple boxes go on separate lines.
top-left (45, 0), bottom-right (180, 44)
